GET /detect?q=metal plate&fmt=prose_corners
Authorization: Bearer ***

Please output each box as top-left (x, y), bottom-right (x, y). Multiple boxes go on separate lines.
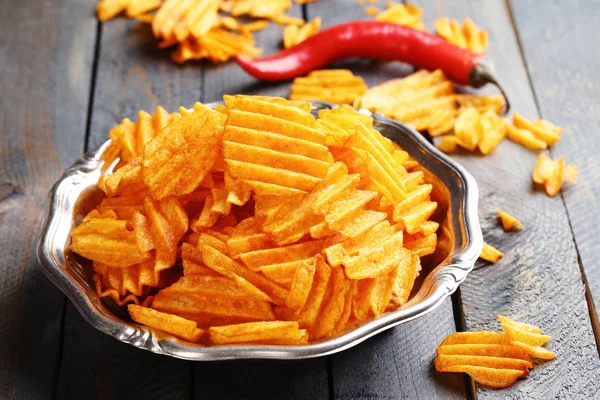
top-left (37, 101), bottom-right (482, 361)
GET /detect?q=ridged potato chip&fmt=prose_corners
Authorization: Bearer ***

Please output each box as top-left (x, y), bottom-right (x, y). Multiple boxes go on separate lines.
top-left (435, 18), bottom-right (488, 53)
top-left (532, 154), bottom-right (577, 196)
top-left (375, 3), bottom-right (424, 30)
top-left (209, 321), bottom-right (308, 345)
top-left (129, 304), bottom-right (204, 342)
top-left (290, 69), bottom-right (367, 105)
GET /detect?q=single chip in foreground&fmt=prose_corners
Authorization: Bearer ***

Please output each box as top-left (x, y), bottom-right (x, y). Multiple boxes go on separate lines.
top-left (128, 304), bottom-right (204, 342)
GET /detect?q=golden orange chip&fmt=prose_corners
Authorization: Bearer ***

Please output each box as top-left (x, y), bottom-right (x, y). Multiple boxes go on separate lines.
top-left (209, 321), bottom-right (308, 345)
top-left (311, 266), bottom-right (350, 340)
top-left (435, 17), bottom-right (488, 53)
top-left (435, 355), bottom-right (531, 378)
top-left (437, 365), bottom-right (522, 388)
top-left (498, 315), bottom-right (551, 347)
top-left (93, 258), bottom-right (160, 301)
top-left (144, 196), bottom-right (188, 271)
top-left (506, 123), bottom-right (547, 151)
top-left (283, 17), bottom-right (321, 49)
top-left (404, 233), bottom-right (437, 257)
top-left (297, 256), bottom-right (332, 329)
top-left (496, 209), bottom-right (524, 231)
top-left (364, 6), bottom-right (380, 16)
top-left (513, 114), bottom-right (561, 146)
top-left (290, 69), bottom-right (367, 105)
top-left (143, 104), bottom-right (223, 199)
top-left (286, 259), bottom-right (317, 310)
top-left (227, 0), bottom-right (291, 19)
top-left (532, 154), bottom-right (577, 196)
top-left (152, 0), bottom-right (220, 42)
top-left (456, 94), bottom-right (505, 115)
top-left (375, 3), bottom-right (424, 31)
top-left (436, 344), bottom-right (532, 362)
top-left (440, 331), bottom-right (511, 346)
top-left (128, 305), bottom-right (204, 342)
top-left (510, 341), bottom-right (557, 360)
top-left (171, 28), bottom-right (263, 64)
top-left (479, 242), bottom-right (503, 263)
top-left (270, 14), bottom-right (305, 26)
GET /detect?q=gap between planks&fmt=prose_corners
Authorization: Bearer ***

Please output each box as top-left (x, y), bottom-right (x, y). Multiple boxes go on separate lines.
top-left (505, 0), bottom-right (600, 354)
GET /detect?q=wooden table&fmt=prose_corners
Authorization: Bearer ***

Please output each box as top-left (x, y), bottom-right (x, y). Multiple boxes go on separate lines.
top-left (2, 0), bottom-right (599, 398)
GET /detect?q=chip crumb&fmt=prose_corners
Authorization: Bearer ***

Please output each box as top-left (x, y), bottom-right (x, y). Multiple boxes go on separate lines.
top-left (532, 154), bottom-right (577, 196)
top-left (480, 242), bottom-right (504, 263)
top-left (364, 6), bottom-right (380, 16)
top-left (496, 209), bottom-right (524, 231)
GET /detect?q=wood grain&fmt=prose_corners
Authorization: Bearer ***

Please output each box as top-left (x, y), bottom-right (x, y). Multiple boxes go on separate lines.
top-left (510, 0), bottom-right (600, 331)
top-left (55, 16), bottom-right (201, 399)
top-left (0, 0), bottom-right (96, 398)
top-left (304, 2), bottom-right (466, 399)
top-left (418, 0), bottom-right (600, 397)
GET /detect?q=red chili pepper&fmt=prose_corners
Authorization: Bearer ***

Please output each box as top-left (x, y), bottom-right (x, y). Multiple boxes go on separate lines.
top-left (236, 21), bottom-right (509, 111)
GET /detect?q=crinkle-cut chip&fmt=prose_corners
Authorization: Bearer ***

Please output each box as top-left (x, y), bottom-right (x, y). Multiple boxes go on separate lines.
top-left (352, 278), bottom-right (376, 321)
top-left (532, 154), bottom-right (577, 197)
top-left (395, 200), bottom-right (437, 234)
top-left (270, 13), bottom-right (304, 26)
top-left (309, 221), bottom-right (337, 239)
top-left (436, 344), bottom-right (532, 362)
top-left (93, 273), bottom-right (144, 306)
top-left (440, 331), bottom-right (511, 346)
top-left (225, 0), bottom-right (291, 18)
top-left (323, 190), bottom-right (378, 228)
top-left (496, 209), bottom-right (524, 231)
top-left (418, 220), bottom-right (439, 236)
top-left (209, 321), bottom-right (308, 345)
top-left (318, 105), bottom-right (373, 131)
top-left (297, 256), bottom-right (331, 329)
top-left (152, 0), bottom-right (220, 42)
top-left (513, 114), bottom-right (561, 145)
top-left (239, 240), bottom-right (324, 271)
top-left (132, 211), bottom-right (155, 253)
top-left (510, 341), bottom-right (556, 360)
top-left (286, 259), bottom-right (317, 310)
top-left (101, 158), bottom-right (145, 198)
top-left (197, 232), bottom-right (229, 255)
top-left (393, 95), bottom-right (456, 124)
top-left (192, 188), bottom-right (232, 230)
top-left (435, 18), bottom-right (488, 54)
top-left (128, 305), bottom-right (204, 342)
top-left (182, 258), bottom-right (221, 276)
top-left (254, 194), bottom-right (302, 219)
top-left (370, 262), bottom-right (399, 316)
top-left (93, 258), bottom-right (160, 297)
top-left (324, 220), bottom-right (393, 267)
top-left (436, 365), bottom-right (522, 388)
top-left (225, 172), bottom-right (252, 206)
top-left (477, 110), bottom-right (507, 155)
top-left (312, 174), bottom-right (360, 214)
top-left (334, 280), bottom-right (355, 333)
top-left (404, 233), bottom-right (437, 257)
top-left (343, 230), bottom-right (404, 279)
top-left (260, 260), bottom-right (306, 288)
top-left (479, 242), bottom-right (503, 263)
top-left (290, 69), bottom-right (367, 105)
top-left (393, 184), bottom-right (432, 220)
top-left (144, 196), bottom-right (188, 271)
top-left (391, 249), bottom-right (420, 306)
top-left (375, 3), bottom-right (424, 30)
top-left (456, 94), bottom-right (505, 115)
top-left (261, 163), bottom-right (348, 245)
top-left (171, 27), bottom-right (262, 64)
top-left (422, 108), bottom-right (455, 137)
top-left (202, 245), bottom-right (289, 305)
top-left (223, 94), bottom-right (312, 114)
top-left (227, 217), bottom-right (275, 259)
top-left (71, 215), bottom-right (150, 267)
top-left (97, 0), bottom-right (162, 21)
top-left (400, 171), bottom-right (424, 191)
top-left (435, 355), bottom-right (531, 378)
top-left (497, 315), bottom-right (543, 334)
top-left (498, 316), bottom-right (551, 346)
top-left (97, 195), bottom-right (144, 221)
top-left (311, 266), bottom-right (350, 340)
top-left (142, 104), bottom-right (223, 199)
top-left (453, 107), bottom-right (480, 151)
top-left (336, 210), bottom-right (388, 239)
top-left (506, 123), bottom-right (547, 150)
top-left (223, 98), bottom-right (332, 195)
top-left (283, 17), bottom-right (321, 48)
top-left (436, 136), bottom-right (461, 153)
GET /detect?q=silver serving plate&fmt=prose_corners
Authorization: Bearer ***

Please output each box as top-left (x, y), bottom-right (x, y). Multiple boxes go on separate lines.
top-left (37, 101), bottom-right (482, 361)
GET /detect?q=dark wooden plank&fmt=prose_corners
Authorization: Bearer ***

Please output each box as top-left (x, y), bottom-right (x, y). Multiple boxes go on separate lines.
top-left (56, 16), bottom-right (201, 399)
top-left (194, 5), bottom-right (331, 399)
top-left (0, 0), bottom-right (97, 398)
top-left (510, 0), bottom-right (600, 331)
top-left (331, 299), bottom-right (466, 400)
top-left (417, 0), bottom-right (600, 397)
top-left (304, 2), bottom-right (466, 399)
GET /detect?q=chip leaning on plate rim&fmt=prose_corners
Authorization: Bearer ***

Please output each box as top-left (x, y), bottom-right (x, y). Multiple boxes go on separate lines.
top-left (37, 100), bottom-right (482, 361)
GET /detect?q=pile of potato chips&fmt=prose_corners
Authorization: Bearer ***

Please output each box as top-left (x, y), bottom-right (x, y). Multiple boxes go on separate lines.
top-left (95, 0), bottom-right (313, 63)
top-left (71, 95), bottom-right (443, 344)
top-left (436, 315), bottom-right (555, 388)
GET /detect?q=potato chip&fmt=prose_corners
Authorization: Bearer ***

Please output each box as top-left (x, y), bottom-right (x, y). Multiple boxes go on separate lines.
top-left (223, 96), bottom-right (332, 196)
top-left (513, 114), bottom-right (561, 146)
top-left (98, 195), bottom-right (144, 221)
top-left (283, 17), bottom-right (321, 49)
top-left (437, 365), bottom-right (522, 388)
top-left (404, 233), bottom-right (437, 257)
top-left (496, 209), bottom-right (524, 231)
top-left (152, 0), bottom-right (220, 42)
top-left (477, 110), bottom-right (506, 155)
top-left (343, 231), bottom-right (406, 279)
top-left (311, 266), bottom-right (350, 340)
top-left (290, 69), bottom-right (367, 105)
top-left (209, 321), bottom-right (308, 345)
top-left (435, 355), bottom-right (531, 376)
top-left (171, 28), bottom-right (263, 63)
top-left (436, 344), bottom-right (532, 362)
top-left (456, 94), bottom-right (505, 115)
top-left (440, 331), bottom-right (511, 346)
top-left (227, 0), bottom-right (291, 19)
top-left (296, 256), bottom-right (332, 329)
top-left (143, 104), bottom-right (224, 199)
top-left (286, 259), bottom-right (317, 310)
top-left (364, 6), bottom-right (380, 16)
top-left (479, 242), bottom-right (503, 263)
top-left (453, 107), bottom-right (480, 151)
top-left (96, 0), bottom-right (162, 22)
top-left (435, 18), bottom-right (488, 53)
top-left (532, 154), bottom-right (577, 196)
top-left (71, 212), bottom-right (150, 267)
top-left (498, 315), bottom-right (552, 347)
top-left (239, 240), bottom-right (323, 271)
top-left (375, 3), bottom-right (424, 31)
top-left (390, 250), bottom-right (420, 306)
top-left (510, 341), bottom-right (557, 360)
top-left (129, 305), bottom-right (204, 342)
